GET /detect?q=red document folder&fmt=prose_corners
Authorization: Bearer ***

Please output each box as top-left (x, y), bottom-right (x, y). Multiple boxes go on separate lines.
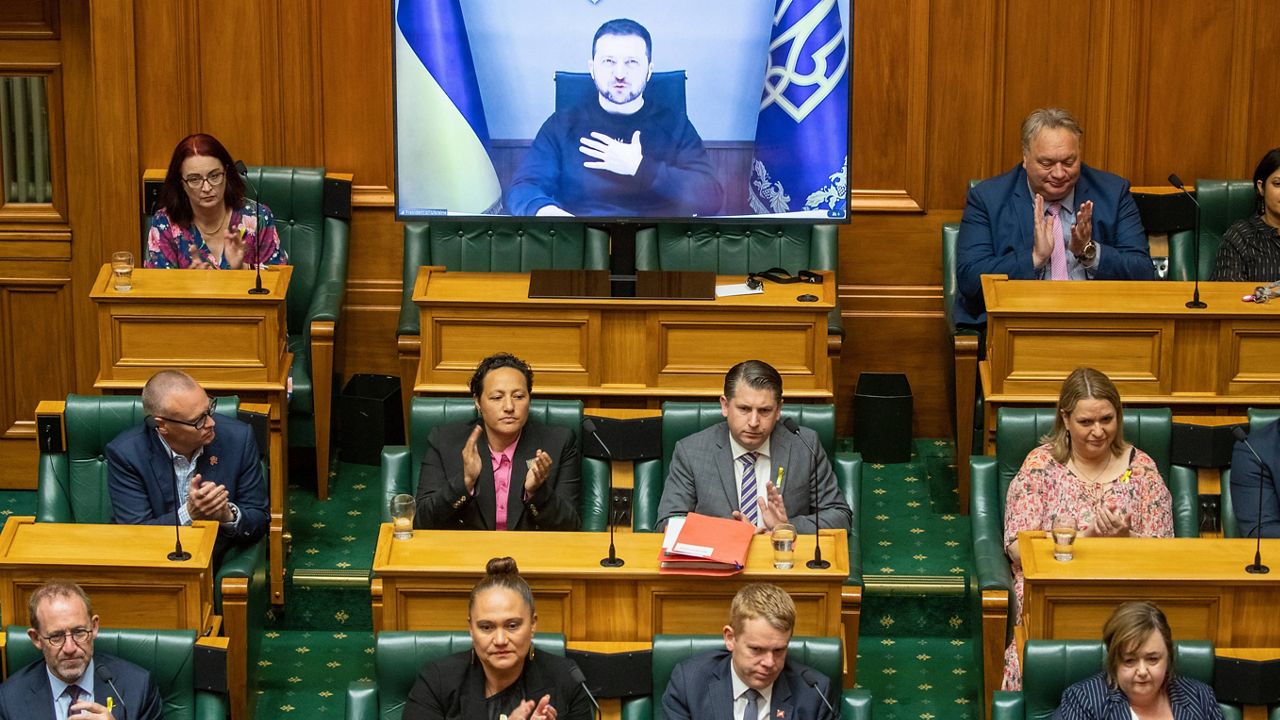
top-left (658, 512), bottom-right (755, 576)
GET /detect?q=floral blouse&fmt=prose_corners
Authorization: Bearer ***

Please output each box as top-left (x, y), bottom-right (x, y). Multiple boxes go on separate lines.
top-left (145, 198), bottom-right (287, 269)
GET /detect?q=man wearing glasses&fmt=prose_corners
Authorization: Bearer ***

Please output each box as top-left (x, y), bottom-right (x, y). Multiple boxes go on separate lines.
top-left (106, 369), bottom-right (268, 565)
top-left (0, 581), bottom-right (163, 719)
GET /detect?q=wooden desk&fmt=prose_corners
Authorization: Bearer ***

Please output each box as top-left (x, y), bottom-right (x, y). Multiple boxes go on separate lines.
top-left (976, 276), bottom-right (1280, 453)
top-left (371, 527), bottom-right (857, 681)
top-left (407, 268), bottom-right (835, 409)
top-left (89, 263), bottom-right (291, 605)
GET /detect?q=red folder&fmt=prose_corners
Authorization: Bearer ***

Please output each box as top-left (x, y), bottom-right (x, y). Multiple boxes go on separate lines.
top-left (658, 512), bottom-right (755, 576)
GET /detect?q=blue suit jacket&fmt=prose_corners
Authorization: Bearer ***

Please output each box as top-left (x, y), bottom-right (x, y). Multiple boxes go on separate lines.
top-left (0, 653), bottom-right (163, 720)
top-left (661, 649), bottom-right (836, 720)
top-left (954, 163), bottom-right (1154, 326)
top-left (105, 416), bottom-right (269, 547)
top-left (1230, 418), bottom-right (1280, 538)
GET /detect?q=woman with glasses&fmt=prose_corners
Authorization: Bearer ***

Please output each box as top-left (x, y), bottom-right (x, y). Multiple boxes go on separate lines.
top-left (145, 133), bottom-right (287, 269)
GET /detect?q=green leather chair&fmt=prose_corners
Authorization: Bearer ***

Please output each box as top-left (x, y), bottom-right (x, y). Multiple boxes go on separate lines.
top-left (380, 397), bottom-right (610, 531)
top-left (36, 394), bottom-right (269, 720)
top-left (345, 631), bottom-right (566, 720)
top-left (991, 640), bottom-right (1242, 720)
top-left (244, 166), bottom-right (350, 500)
top-left (3, 626), bottom-right (227, 720)
top-left (395, 221), bottom-right (610, 423)
top-left (618, 634), bottom-right (871, 720)
top-left (970, 407), bottom-right (1200, 707)
top-left (943, 221), bottom-right (982, 512)
top-left (1168, 179), bottom-right (1257, 282)
top-left (1220, 408), bottom-right (1280, 539)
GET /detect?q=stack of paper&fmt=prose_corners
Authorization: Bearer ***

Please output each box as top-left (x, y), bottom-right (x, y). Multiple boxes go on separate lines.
top-left (658, 513), bottom-right (755, 575)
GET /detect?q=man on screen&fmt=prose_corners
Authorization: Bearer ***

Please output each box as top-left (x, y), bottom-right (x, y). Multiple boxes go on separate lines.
top-left (505, 18), bottom-right (724, 217)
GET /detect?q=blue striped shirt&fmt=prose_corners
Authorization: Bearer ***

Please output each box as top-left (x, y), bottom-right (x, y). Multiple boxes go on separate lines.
top-left (1053, 672), bottom-right (1223, 719)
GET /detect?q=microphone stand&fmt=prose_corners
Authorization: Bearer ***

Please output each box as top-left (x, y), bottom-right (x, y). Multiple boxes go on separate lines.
top-left (1231, 426), bottom-right (1271, 574)
top-left (1168, 173), bottom-right (1206, 309)
top-left (168, 464), bottom-right (191, 561)
top-left (781, 417), bottom-right (830, 569)
top-left (236, 160), bottom-right (269, 295)
top-left (583, 419), bottom-right (623, 567)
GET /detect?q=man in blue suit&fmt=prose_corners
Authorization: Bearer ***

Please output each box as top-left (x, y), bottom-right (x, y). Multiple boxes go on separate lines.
top-left (954, 107), bottom-right (1154, 328)
top-left (1229, 418), bottom-right (1280, 538)
top-left (0, 581), bottom-right (163, 720)
top-left (662, 583), bottom-right (836, 720)
top-left (106, 369), bottom-right (268, 566)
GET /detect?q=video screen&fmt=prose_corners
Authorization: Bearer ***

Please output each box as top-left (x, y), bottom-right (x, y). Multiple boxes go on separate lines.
top-left (393, 0), bottom-right (852, 222)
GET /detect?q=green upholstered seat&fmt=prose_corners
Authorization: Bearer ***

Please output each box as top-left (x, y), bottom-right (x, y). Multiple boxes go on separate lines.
top-left (379, 397), bottom-right (610, 531)
top-left (245, 166), bottom-right (350, 499)
top-left (617, 634), bottom-right (870, 720)
top-left (990, 640), bottom-right (1241, 720)
top-left (1168, 179), bottom-right (1257, 281)
top-left (1220, 408), bottom-right (1280, 539)
top-left (344, 631), bottom-right (566, 720)
top-left (943, 221), bottom-right (983, 511)
top-left (3, 626), bottom-right (227, 720)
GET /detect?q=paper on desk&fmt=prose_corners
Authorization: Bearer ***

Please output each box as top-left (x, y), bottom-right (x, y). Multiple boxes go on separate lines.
top-left (715, 282), bottom-right (764, 298)
top-left (661, 516), bottom-right (714, 557)
top-left (662, 516), bottom-right (685, 551)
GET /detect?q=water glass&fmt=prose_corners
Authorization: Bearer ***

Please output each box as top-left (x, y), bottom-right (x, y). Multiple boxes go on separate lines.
top-left (1052, 515), bottom-right (1078, 562)
top-left (111, 251), bottom-right (134, 291)
top-left (771, 523), bottom-right (797, 569)
top-left (390, 494), bottom-right (416, 540)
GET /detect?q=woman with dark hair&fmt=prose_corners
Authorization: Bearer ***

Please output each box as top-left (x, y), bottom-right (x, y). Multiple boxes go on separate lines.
top-left (402, 557), bottom-right (593, 720)
top-left (1000, 367), bottom-right (1174, 690)
top-left (1054, 601), bottom-right (1222, 719)
top-left (145, 133), bottom-right (287, 269)
top-left (1211, 147), bottom-right (1280, 281)
top-left (413, 353), bottom-right (581, 531)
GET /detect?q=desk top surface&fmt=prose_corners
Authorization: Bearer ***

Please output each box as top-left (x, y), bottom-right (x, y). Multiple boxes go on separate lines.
top-left (0, 517), bottom-right (218, 569)
top-left (90, 264), bottom-right (292, 300)
top-left (981, 276), bottom-right (1280, 317)
top-left (1020, 533), bottom-right (1280, 583)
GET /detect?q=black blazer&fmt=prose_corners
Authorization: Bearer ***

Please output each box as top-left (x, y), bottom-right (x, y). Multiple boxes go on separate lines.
top-left (0, 653), bottom-right (164, 720)
top-left (661, 649), bottom-right (836, 720)
top-left (401, 649), bottom-right (593, 720)
top-left (414, 420), bottom-right (581, 531)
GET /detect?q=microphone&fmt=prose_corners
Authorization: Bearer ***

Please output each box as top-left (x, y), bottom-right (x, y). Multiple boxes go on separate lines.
top-left (99, 665), bottom-right (130, 719)
top-left (583, 418), bottom-right (623, 568)
top-left (568, 661), bottom-right (603, 720)
top-left (235, 160), bottom-right (269, 296)
top-left (799, 667), bottom-right (837, 720)
top-left (150, 416), bottom-right (191, 562)
top-left (1231, 426), bottom-right (1270, 574)
top-left (781, 417), bottom-right (830, 570)
top-left (1168, 173), bottom-right (1207, 309)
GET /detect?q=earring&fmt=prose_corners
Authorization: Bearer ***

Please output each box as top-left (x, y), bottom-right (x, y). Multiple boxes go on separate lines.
top-left (528, 645), bottom-right (535, 661)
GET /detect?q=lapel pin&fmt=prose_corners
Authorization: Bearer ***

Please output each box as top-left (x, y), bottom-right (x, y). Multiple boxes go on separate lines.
top-left (210, 456), bottom-right (219, 466)
top-left (777, 710), bottom-right (785, 718)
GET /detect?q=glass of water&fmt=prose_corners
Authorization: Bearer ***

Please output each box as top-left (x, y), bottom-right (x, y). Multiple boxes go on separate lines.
top-left (1051, 515), bottom-right (1078, 562)
top-left (390, 494), bottom-right (416, 540)
top-left (111, 251), bottom-right (134, 291)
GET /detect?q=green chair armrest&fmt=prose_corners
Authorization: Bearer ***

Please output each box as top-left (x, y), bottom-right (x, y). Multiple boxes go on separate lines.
top-left (632, 458), bottom-right (663, 532)
top-left (970, 456), bottom-right (1013, 593)
top-left (827, 300), bottom-right (845, 339)
top-left (991, 690), bottom-right (1024, 720)
top-left (1220, 703), bottom-right (1244, 720)
top-left (195, 693), bottom-right (230, 720)
top-left (580, 457), bottom-right (609, 533)
top-left (218, 537), bottom-right (266, 581)
top-left (835, 451), bottom-right (862, 586)
top-left (36, 453), bottom-right (71, 523)
top-left (840, 689), bottom-right (873, 720)
top-left (1168, 464), bottom-right (1199, 538)
top-left (307, 283), bottom-right (346, 325)
top-left (380, 445), bottom-right (413, 523)
top-left (345, 680), bottom-right (378, 720)
top-left (620, 696), bottom-right (652, 720)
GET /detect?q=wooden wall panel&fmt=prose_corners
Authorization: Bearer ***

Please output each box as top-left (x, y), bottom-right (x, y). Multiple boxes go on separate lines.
top-left (0, 0), bottom-right (59, 39)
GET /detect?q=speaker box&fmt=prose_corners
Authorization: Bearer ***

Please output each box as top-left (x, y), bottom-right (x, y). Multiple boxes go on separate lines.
top-left (194, 641), bottom-right (228, 693)
top-left (565, 648), bottom-right (652, 698)
top-left (337, 374), bottom-right (404, 466)
top-left (36, 412), bottom-right (65, 454)
top-left (1214, 655), bottom-right (1280, 705)
top-left (323, 176), bottom-right (352, 221)
top-left (852, 372), bottom-right (913, 464)
top-left (581, 416), bottom-right (661, 461)
top-left (1171, 422), bottom-right (1243, 467)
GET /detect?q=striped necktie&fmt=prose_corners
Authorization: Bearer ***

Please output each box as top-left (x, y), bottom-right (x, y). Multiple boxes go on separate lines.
top-left (1047, 201), bottom-right (1068, 280)
top-left (739, 452), bottom-right (759, 525)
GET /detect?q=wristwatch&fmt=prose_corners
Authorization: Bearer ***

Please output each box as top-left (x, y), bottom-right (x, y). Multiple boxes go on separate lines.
top-left (1076, 240), bottom-right (1097, 265)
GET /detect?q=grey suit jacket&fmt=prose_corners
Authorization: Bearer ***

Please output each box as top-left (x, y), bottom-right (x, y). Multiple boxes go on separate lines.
top-left (655, 422), bottom-right (852, 533)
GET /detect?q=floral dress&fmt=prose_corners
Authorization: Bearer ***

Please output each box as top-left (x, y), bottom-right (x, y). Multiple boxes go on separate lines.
top-left (1000, 443), bottom-right (1174, 690)
top-left (145, 197), bottom-right (287, 269)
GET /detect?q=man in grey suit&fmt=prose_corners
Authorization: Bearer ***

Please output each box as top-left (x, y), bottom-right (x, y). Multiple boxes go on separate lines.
top-left (656, 360), bottom-right (852, 533)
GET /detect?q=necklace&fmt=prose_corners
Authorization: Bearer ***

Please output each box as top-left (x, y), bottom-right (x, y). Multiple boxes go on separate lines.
top-left (1069, 452), bottom-right (1115, 484)
top-left (193, 209), bottom-right (229, 239)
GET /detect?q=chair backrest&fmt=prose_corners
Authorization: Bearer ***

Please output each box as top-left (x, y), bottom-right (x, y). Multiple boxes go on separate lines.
top-left (397, 222), bottom-right (609, 336)
top-left (40, 394), bottom-right (241, 524)
top-left (4, 626), bottom-right (208, 720)
top-left (385, 397), bottom-right (608, 530)
top-left (1168, 179), bottom-right (1257, 281)
top-left (1020, 639), bottom-right (1215, 720)
top-left (941, 223), bottom-right (961, 332)
top-left (648, 634), bottom-right (841, 720)
top-left (635, 224), bottom-right (837, 274)
top-left (372, 631), bottom-right (566, 720)
top-left (554, 70), bottom-right (687, 116)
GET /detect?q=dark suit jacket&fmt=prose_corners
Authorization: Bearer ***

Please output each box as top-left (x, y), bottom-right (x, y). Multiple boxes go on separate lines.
top-left (0, 653), bottom-right (164, 720)
top-left (401, 649), bottom-right (593, 720)
top-left (954, 162), bottom-right (1154, 326)
top-left (662, 649), bottom-right (836, 720)
top-left (1052, 672), bottom-right (1222, 720)
top-left (1230, 418), bottom-right (1280, 538)
top-left (414, 420), bottom-right (581, 531)
top-left (105, 417), bottom-right (269, 550)
top-left (655, 422), bottom-right (852, 533)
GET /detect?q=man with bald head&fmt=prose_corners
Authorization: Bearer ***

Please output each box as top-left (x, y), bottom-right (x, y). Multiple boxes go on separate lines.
top-left (106, 369), bottom-right (268, 565)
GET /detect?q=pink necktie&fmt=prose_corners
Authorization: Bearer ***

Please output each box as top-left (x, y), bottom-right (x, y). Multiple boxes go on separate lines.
top-left (1047, 202), bottom-right (1068, 280)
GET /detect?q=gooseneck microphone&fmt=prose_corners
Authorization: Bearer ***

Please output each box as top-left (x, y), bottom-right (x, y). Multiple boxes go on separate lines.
top-left (583, 419), bottom-right (623, 568)
top-left (235, 160), bottom-right (269, 296)
top-left (781, 417), bottom-right (830, 570)
top-left (99, 665), bottom-right (130, 719)
top-left (799, 667), bottom-right (837, 720)
top-left (568, 662), bottom-right (602, 720)
top-left (150, 416), bottom-right (191, 562)
top-left (1231, 426), bottom-right (1271, 574)
top-left (1168, 173), bottom-right (1206, 309)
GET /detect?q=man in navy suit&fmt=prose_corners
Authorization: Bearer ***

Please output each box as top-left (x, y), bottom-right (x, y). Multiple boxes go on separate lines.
top-left (1229, 418), bottom-right (1280, 538)
top-left (106, 369), bottom-right (268, 566)
top-left (0, 581), bottom-right (163, 720)
top-left (662, 583), bottom-right (836, 720)
top-left (954, 107), bottom-right (1154, 329)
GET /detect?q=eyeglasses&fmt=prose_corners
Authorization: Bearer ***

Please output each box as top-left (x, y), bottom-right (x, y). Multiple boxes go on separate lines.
top-left (182, 170), bottom-right (226, 189)
top-left (157, 397), bottom-right (218, 430)
top-left (41, 627), bottom-right (91, 647)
